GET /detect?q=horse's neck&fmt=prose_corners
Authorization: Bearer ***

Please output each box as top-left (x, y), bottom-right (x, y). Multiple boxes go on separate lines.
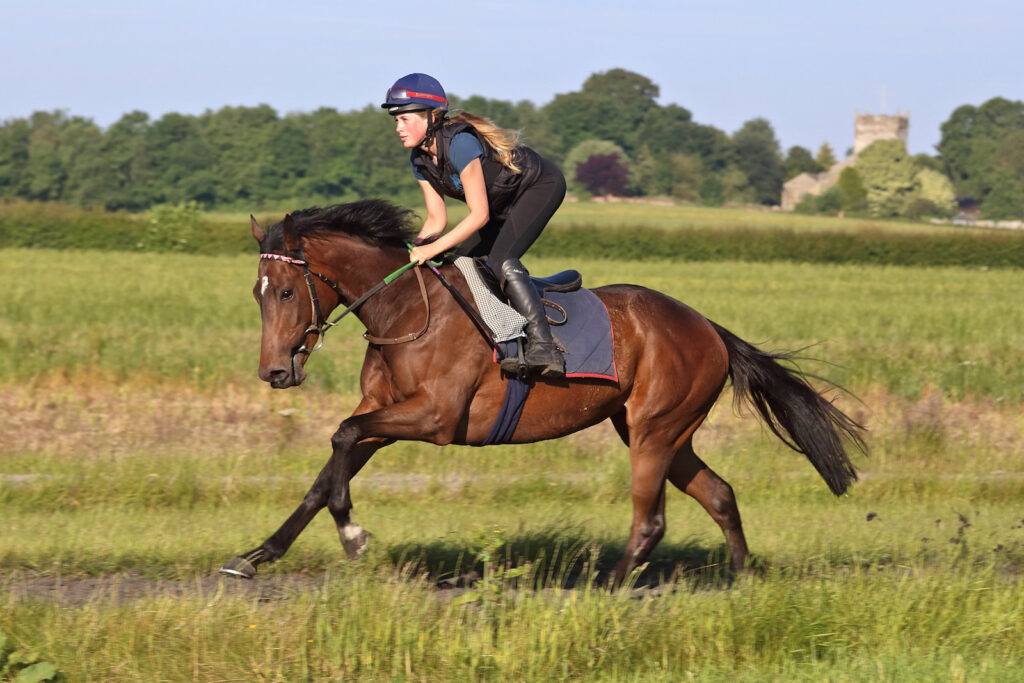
top-left (313, 242), bottom-right (426, 337)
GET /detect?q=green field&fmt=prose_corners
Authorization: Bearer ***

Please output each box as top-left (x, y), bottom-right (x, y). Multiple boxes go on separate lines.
top-left (1, 206), bottom-right (1023, 680)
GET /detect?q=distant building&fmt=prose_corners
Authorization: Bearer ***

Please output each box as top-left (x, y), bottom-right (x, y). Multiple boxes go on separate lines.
top-left (781, 111), bottom-right (910, 211)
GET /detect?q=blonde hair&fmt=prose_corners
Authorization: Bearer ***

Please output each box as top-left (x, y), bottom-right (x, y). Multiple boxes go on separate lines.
top-left (450, 112), bottom-right (522, 174)
top-left (415, 110), bottom-right (524, 174)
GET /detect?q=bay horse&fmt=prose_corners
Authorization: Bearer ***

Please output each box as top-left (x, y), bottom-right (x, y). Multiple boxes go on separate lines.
top-left (220, 200), bottom-right (865, 582)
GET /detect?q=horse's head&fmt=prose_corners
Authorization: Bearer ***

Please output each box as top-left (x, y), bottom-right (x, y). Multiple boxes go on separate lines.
top-left (251, 214), bottom-right (316, 389)
top-left (249, 201), bottom-right (419, 388)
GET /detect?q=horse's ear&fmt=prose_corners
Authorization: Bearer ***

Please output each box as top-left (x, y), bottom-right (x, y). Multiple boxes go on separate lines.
top-left (282, 213), bottom-right (300, 253)
top-left (250, 215), bottom-right (265, 244)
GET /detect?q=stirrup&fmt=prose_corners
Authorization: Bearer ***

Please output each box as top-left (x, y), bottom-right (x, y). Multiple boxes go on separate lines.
top-left (500, 341), bottom-right (530, 378)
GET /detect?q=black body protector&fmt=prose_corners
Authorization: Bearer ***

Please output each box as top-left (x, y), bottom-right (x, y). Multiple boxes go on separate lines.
top-left (410, 121), bottom-right (543, 221)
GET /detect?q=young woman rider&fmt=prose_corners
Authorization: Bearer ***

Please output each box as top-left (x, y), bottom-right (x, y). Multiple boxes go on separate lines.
top-left (382, 73), bottom-right (566, 378)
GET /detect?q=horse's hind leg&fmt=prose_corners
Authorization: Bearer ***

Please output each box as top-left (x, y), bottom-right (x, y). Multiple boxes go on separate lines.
top-left (609, 423), bottom-right (671, 584)
top-left (666, 440), bottom-right (749, 572)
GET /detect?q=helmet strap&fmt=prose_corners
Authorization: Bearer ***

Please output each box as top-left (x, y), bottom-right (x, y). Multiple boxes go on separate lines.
top-left (423, 109), bottom-right (449, 149)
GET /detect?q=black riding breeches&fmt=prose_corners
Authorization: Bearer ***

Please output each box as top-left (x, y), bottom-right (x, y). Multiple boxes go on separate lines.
top-left (455, 158), bottom-right (566, 280)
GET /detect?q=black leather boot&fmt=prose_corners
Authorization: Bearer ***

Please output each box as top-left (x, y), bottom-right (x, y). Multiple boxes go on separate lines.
top-left (500, 259), bottom-right (565, 378)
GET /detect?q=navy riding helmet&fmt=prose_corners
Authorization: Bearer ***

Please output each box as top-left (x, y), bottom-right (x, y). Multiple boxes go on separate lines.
top-left (381, 73), bottom-right (448, 115)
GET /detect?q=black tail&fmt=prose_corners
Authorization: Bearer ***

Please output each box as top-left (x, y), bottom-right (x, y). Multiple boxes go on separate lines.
top-left (710, 322), bottom-right (866, 496)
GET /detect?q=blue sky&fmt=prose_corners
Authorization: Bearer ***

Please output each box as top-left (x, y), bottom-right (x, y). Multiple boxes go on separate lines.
top-left (2, 1), bottom-right (1020, 156)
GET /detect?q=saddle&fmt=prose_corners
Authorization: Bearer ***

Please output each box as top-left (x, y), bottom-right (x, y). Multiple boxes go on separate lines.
top-left (471, 258), bottom-right (582, 297)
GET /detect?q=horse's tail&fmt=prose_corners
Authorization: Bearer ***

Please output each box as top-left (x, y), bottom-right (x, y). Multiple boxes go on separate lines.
top-left (710, 321), bottom-right (865, 496)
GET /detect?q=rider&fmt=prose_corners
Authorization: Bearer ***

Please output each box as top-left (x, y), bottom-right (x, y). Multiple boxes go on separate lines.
top-left (382, 72), bottom-right (566, 379)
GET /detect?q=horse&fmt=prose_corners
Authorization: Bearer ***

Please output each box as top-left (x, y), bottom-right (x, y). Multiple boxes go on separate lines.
top-left (220, 199), bottom-right (865, 583)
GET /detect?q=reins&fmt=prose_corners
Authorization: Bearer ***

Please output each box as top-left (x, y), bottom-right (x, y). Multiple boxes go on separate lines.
top-left (260, 246), bottom-right (432, 355)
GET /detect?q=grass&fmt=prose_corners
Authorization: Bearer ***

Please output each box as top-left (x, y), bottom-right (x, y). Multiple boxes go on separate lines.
top-left (2, 249), bottom-right (1022, 399)
top-left (2, 383), bottom-right (1023, 680)
top-left (2, 245), bottom-right (1023, 679)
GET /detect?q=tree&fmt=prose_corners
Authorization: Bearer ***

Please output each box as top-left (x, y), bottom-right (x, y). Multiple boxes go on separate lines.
top-left (732, 118), bottom-right (783, 205)
top-left (60, 116), bottom-right (112, 208)
top-left (911, 168), bottom-right (957, 217)
top-left (563, 139), bottom-right (630, 196)
top-left (101, 111), bottom-right (154, 210)
top-left (783, 145), bottom-right (823, 180)
top-left (668, 153), bottom-right (702, 201)
top-left (447, 95), bottom-right (559, 159)
top-left (198, 105), bottom-right (280, 205)
top-left (855, 139), bottom-right (916, 217)
top-left (0, 117), bottom-right (31, 198)
top-left (544, 69), bottom-right (659, 158)
top-left (266, 116), bottom-right (311, 195)
top-left (144, 112), bottom-right (215, 205)
top-left (717, 167), bottom-right (755, 205)
top-left (816, 142), bottom-right (837, 169)
top-left (627, 145), bottom-right (666, 196)
top-left (25, 111), bottom-right (69, 201)
top-left (980, 172), bottom-right (1024, 219)
top-left (575, 153), bottom-right (629, 196)
top-left (937, 97), bottom-right (1024, 202)
top-left (836, 166), bottom-right (868, 213)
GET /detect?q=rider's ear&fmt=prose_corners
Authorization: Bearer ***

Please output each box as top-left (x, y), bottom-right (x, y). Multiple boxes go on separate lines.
top-left (282, 213), bottom-right (300, 254)
top-left (251, 215), bottom-right (266, 244)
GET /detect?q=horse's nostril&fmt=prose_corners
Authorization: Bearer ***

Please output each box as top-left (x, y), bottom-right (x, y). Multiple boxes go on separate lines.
top-left (266, 368), bottom-right (290, 385)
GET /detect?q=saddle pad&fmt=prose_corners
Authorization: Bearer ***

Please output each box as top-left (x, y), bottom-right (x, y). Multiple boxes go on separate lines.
top-left (452, 256), bottom-right (617, 382)
top-left (535, 286), bottom-right (618, 381)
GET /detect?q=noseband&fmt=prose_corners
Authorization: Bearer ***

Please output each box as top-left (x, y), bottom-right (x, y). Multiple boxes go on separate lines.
top-left (260, 247), bottom-right (430, 355)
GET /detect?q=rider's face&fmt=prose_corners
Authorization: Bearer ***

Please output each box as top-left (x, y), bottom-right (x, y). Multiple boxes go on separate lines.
top-left (394, 112), bottom-right (429, 149)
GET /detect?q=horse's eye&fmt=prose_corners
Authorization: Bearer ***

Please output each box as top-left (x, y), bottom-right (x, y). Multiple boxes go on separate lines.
top-left (280, 289), bottom-right (294, 302)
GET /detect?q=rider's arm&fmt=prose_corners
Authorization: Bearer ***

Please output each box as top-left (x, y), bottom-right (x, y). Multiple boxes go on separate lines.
top-left (410, 158), bottom-right (489, 263)
top-left (416, 179), bottom-right (448, 242)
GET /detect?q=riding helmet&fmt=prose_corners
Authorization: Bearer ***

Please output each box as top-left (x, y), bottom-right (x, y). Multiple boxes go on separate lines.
top-left (381, 73), bottom-right (448, 115)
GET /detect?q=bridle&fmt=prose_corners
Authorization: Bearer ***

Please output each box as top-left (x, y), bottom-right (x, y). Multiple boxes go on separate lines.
top-left (259, 246), bottom-right (431, 355)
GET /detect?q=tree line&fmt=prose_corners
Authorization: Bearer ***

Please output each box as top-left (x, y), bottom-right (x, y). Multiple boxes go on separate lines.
top-left (0, 69), bottom-right (1021, 219)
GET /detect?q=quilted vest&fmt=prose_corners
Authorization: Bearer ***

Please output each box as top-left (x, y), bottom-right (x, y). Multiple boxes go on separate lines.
top-left (410, 121), bottom-right (543, 220)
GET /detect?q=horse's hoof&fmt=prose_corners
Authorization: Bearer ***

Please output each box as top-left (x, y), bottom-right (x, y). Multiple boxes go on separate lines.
top-left (219, 556), bottom-right (257, 579)
top-left (339, 523), bottom-right (371, 560)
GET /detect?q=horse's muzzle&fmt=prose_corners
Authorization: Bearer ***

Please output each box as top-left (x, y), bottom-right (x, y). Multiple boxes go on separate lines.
top-left (261, 351), bottom-right (307, 389)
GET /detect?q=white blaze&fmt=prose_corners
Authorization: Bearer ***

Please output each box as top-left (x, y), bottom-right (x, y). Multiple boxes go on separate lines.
top-left (260, 275), bottom-right (269, 297)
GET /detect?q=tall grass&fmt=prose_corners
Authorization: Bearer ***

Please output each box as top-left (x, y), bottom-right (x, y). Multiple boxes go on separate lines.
top-left (3, 558), bottom-right (1022, 681)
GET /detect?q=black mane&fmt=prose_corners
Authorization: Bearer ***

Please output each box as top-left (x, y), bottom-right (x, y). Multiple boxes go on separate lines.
top-left (262, 199), bottom-right (417, 254)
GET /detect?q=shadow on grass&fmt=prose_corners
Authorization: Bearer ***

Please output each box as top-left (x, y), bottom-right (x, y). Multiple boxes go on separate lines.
top-left (385, 524), bottom-right (746, 591)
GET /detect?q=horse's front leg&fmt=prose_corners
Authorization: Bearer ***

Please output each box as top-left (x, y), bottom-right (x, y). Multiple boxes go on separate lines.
top-left (324, 397), bottom-right (455, 560)
top-left (219, 439), bottom-right (388, 578)
top-left (326, 438), bottom-right (388, 560)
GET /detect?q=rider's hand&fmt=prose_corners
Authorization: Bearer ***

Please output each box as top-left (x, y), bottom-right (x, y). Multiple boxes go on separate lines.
top-left (409, 245), bottom-right (436, 265)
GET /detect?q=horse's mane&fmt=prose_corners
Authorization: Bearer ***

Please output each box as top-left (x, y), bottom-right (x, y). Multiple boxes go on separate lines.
top-left (262, 199), bottom-right (417, 254)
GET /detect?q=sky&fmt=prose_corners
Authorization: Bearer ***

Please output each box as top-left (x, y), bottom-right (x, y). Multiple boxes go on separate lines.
top-left (1, 1), bottom-right (1021, 157)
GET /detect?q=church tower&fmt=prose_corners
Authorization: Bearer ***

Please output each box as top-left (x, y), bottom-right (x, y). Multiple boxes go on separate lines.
top-left (853, 111), bottom-right (909, 155)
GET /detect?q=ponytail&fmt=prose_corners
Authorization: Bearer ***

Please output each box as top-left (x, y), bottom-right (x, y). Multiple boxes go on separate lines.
top-left (450, 112), bottom-right (522, 174)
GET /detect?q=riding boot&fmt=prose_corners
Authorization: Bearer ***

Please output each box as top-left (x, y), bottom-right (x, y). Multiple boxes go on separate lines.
top-left (500, 259), bottom-right (566, 378)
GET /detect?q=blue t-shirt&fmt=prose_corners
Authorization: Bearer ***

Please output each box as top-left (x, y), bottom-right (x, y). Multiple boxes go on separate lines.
top-left (410, 132), bottom-right (484, 191)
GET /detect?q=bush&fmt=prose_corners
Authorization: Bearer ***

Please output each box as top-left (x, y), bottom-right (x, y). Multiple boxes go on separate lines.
top-left (3, 200), bottom-right (1023, 269)
top-left (793, 187), bottom-right (842, 216)
top-left (533, 225), bottom-right (1024, 268)
top-left (0, 200), bottom-right (254, 254)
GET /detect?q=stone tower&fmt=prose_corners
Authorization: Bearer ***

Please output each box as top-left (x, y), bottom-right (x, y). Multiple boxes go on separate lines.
top-left (853, 111), bottom-right (909, 155)
top-left (780, 110), bottom-right (912, 211)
